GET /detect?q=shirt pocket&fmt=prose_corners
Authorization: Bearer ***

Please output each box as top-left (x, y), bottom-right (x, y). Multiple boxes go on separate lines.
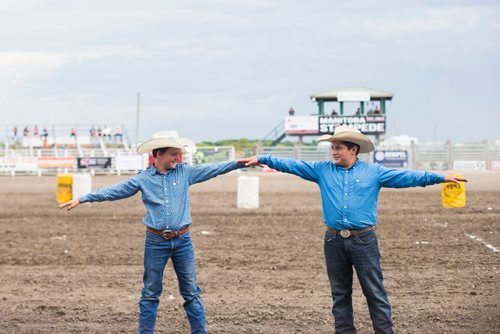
top-left (353, 180), bottom-right (372, 196)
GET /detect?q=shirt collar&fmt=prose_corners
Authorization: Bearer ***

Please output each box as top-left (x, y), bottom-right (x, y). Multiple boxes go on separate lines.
top-left (148, 163), bottom-right (178, 176)
top-left (148, 164), bottom-right (162, 175)
top-left (334, 158), bottom-right (360, 171)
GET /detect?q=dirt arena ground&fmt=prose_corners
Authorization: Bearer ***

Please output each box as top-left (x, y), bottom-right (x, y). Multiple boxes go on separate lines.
top-left (0, 171), bottom-right (499, 333)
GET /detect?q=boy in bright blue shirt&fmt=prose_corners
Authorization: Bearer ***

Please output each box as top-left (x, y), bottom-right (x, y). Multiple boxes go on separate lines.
top-left (241, 126), bottom-right (466, 334)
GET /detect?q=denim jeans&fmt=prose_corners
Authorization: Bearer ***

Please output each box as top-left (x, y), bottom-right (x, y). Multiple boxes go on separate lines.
top-left (324, 229), bottom-right (393, 334)
top-left (137, 230), bottom-right (207, 334)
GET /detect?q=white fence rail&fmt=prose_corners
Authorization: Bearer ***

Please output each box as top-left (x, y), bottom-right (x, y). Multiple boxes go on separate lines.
top-left (0, 146), bottom-right (235, 176)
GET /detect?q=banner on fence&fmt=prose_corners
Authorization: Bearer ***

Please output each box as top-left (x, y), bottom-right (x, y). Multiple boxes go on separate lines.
top-left (453, 160), bottom-right (486, 171)
top-left (373, 150), bottom-right (408, 168)
top-left (0, 157), bottom-right (38, 171)
top-left (115, 155), bottom-right (146, 171)
top-left (38, 157), bottom-right (75, 168)
top-left (489, 161), bottom-right (500, 171)
top-left (77, 157), bottom-right (112, 169)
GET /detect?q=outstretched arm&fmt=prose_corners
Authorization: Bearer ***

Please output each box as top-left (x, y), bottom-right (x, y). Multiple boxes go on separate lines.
top-left (188, 160), bottom-right (242, 185)
top-left (58, 176), bottom-right (140, 212)
top-left (239, 155), bottom-right (320, 182)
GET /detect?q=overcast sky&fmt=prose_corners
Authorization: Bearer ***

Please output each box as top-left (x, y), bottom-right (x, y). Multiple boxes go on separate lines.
top-left (1, 0), bottom-right (498, 144)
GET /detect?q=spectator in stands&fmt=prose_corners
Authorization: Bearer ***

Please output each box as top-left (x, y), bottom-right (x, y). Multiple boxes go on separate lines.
top-left (103, 125), bottom-right (112, 141)
top-left (97, 126), bottom-right (103, 138)
top-left (288, 107), bottom-right (296, 116)
top-left (240, 126), bottom-right (467, 334)
top-left (70, 128), bottom-right (77, 139)
top-left (12, 126), bottom-right (18, 140)
top-left (373, 106), bottom-right (381, 115)
top-left (331, 109), bottom-right (338, 116)
top-left (114, 125), bottom-right (123, 143)
top-left (355, 107), bottom-right (361, 116)
top-left (23, 126), bottom-right (29, 137)
top-left (41, 127), bottom-right (49, 148)
top-left (33, 125), bottom-right (39, 137)
top-left (59, 130), bottom-right (246, 334)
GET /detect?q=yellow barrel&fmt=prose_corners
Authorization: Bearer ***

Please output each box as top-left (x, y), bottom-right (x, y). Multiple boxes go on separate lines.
top-left (441, 173), bottom-right (466, 208)
top-left (57, 174), bottom-right (73, 204)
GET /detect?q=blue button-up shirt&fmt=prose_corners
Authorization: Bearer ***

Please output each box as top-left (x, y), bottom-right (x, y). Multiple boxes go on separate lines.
top-left (258, 155), bottom-right (445, 230)
top-left (80, 161), bottom-right (239, 230)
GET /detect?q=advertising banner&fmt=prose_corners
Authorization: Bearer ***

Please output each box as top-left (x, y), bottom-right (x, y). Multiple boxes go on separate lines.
top-left (489, 161), bottom-right (500, 171)
top-left (337, 91), bottom-right (370, 102)
top-left (38, 157), bottom-right (75, 168)
top-left (453, 160), bottom-right (486, 171)
top-left (0, 157), bottom-right (38, 171)
top-left (318, 116), bottom-right (386, 134)
top-left (115, 155), bottom-right (146, 171)
top-left (77, 157), bottom-right (112, 169)
top-left (284, 116), bottom-right (319, 135)
top-left (373, 150), bottom-right (408, 168)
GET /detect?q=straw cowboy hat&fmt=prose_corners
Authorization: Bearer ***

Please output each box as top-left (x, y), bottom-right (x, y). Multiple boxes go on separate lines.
top-left (318, 125), bottom-right (375, 153)
top-left (136, 131), bottom-right (197, 154)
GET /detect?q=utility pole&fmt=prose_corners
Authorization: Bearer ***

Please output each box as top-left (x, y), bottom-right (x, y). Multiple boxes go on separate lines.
top-left (135, 92), bottom-right (142, 147)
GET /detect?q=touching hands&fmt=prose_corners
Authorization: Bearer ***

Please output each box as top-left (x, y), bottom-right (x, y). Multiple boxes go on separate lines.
top-left (444, 175), bottom-right (468, 184)
top-left (58, 198), bottom-right (80, 211)
top-left (237, 156), bottom-right (262, 167)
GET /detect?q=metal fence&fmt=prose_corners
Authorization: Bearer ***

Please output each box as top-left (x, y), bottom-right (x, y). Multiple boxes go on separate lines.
top-left (258, 140), bottom-right (500, 171)
top-left (0, 146), bottom-right (235, 176)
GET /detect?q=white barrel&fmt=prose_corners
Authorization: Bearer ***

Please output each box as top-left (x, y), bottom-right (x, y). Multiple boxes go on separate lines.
top-left (72, 173), bottom-right (92, 200)
top-left (237, 176), bottom-right (259, 209)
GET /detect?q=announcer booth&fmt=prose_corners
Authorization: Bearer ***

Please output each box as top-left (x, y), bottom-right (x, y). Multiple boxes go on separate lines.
top-left (285, 87), bottom-right (393, 145)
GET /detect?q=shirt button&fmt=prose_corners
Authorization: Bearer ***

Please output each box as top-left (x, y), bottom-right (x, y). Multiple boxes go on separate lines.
top-left (167, 213), bottom-right (169, 216)
top-left (166, 200), bottom-right (169, 203)
top-left (344, 193), bottom-right (347, 196)
top-left (164, 187), bottom-right (167, 190)
top-left (173, 183), bottom-right (176, 186)
top-left (344, 206), bottom-right (347, 209)
top-left (344, 218), bottom-right (348, 221)
top-left (345, 181), bottom-right (348, 184)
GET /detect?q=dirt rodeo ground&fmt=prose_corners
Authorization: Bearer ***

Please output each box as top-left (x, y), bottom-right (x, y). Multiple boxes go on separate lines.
top-left (0, 171), bottom-right (499, 333)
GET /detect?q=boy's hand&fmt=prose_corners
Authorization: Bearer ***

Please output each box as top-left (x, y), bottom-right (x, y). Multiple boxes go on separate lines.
top-left (58, 198), bottom-right (80, 211)
top-left (237, 156), bottom-right (261, 167)
top-left (444, 175), bottom-right (468, 184)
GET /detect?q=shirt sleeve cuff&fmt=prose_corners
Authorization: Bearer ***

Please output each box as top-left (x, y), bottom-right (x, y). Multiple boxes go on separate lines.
top-left (79, 195), bottom-right (90, 204)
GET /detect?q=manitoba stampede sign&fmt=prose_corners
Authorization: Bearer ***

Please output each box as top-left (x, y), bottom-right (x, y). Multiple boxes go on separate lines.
top-left (318, 116), bottom-right (386, 135)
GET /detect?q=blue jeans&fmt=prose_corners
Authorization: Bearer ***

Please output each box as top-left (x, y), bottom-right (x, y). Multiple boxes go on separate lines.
top-left (324, 230), bottom-right (393, 334)
top-left (137, 230), bottom-right (207, 334)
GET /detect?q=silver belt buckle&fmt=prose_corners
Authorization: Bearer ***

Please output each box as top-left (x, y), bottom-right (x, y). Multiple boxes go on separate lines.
top-left (340, 229), bottom-right (351, 238)
top-left (162, 229), bottom-right (173, 239)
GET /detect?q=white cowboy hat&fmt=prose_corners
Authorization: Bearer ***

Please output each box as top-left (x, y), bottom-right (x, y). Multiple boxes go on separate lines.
top-left (136, 131), bottom-right (197, 154)
top-left (318, 125), bottom-right (375, 153)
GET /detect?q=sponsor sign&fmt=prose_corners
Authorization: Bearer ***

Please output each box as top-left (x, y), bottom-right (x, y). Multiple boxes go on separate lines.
top-left (415, 160), bottom-right (448, 170)
top-left (284, 116), bottom-right (319, 135)
top-left (0, 157), bottom-right (38, 171)
top-left (115, 155), bottom-right (145, 171)
top-left (489, 161), bottom-right (500, 170)
top-left (373, 150), bottom-right (408, 168)
top-left (453, 160), bottom-right (486, 171)
top-left (337, 91), bottom-right (370, 102)
top-left (38, 157), bottom-right (75, 168)
top-left (318, 116), bottom-right (386, 134)
top-left (77, 157), bottom-right (112, 169)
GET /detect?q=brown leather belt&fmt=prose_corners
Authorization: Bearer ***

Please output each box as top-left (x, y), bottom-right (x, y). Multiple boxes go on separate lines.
top-left (147, 226), bottom-right (190, 240)
top-left (328, 225), bottom-right (376, 239)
